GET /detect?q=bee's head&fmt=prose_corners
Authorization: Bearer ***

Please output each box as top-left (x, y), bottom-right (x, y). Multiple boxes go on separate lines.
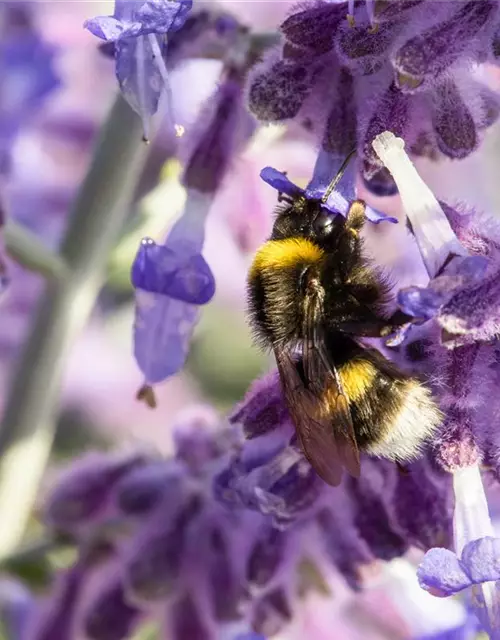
top-left (271, 197), bottom-right (365, 253)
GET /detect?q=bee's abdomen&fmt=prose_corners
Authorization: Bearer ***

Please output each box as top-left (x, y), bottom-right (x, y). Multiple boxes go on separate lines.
top-left (362, 380), bottom-right (442, 461)
top-left (337, 354), bottom-right (441, 461)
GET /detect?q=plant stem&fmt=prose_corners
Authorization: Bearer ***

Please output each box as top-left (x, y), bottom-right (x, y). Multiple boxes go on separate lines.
top-left (0, 94), bottom-right (148, 561)
top-left (4, 220), bottom-right (68, 280)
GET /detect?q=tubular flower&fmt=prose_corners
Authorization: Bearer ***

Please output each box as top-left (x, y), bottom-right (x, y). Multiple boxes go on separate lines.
top-left (247, 0), bottom-right (500, 194)
top-left (131, 63), bottom-right (256, 403)
top-left (373, 132), bottom-right (500, 637)
top-left (84, 0), bottom-right (193, 140)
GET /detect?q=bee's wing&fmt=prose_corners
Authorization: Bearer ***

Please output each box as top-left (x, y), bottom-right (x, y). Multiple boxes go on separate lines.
top-left (274, 293), bottom-right (361, 486)
top-left (274, 347), bottom-right (344, 486)
top-left (304, 294), bottom-right (361, 480)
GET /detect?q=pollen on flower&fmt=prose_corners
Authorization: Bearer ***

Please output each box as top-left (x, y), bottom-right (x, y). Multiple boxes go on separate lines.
top-left (372, 131), bottom-right (467, 277)
top-left (175, 123), bottom-right (185, 137)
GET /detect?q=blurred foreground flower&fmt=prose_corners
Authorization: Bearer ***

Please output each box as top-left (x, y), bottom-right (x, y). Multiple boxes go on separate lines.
top-left (24, 403), bottom-right (467, 640)
top-left (131, 61), bottom-right (255, 403)
top-left (0, 2), bottom-right (60, 174)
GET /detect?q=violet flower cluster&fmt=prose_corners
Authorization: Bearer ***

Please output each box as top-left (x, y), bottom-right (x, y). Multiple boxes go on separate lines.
top-left (26, 403), bottom-right (456, 640)
top-left (8, 0), bottom-right (500, 639)
top-left (248, 0), bottom-right (500, 194)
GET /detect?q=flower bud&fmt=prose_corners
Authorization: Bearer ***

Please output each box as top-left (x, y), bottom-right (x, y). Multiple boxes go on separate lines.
top-left (183, 73), bottom-right (255, 192)
top-left (125, 496), bottom-right (202, 601)
top-left (248, 59), bottom-right (313, 122)
top-left (84, 578), bottom-right (140, 640)
top-left (431, 80), bottom-right (477, 159)
top-left (246, 527), bottom-right (286, 588)
top-left (393, 2), bottom-right (497, 93)
top-left (280, 4), bottom-right (344, 55)
top-left (44, 452), bottom-right (146, 531)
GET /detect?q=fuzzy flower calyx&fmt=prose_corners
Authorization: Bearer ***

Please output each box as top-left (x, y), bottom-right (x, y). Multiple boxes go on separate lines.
top-left (248, 0), bottom-right (500, 194)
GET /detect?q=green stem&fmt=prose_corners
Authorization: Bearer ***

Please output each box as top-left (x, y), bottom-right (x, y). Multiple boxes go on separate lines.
top-left (0, 94), bottom-right (148, 561)
top-left (4, 220), bottom-right (68, 280)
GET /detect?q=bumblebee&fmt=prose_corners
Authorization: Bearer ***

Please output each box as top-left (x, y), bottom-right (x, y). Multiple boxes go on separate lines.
top-left (247, 155), bottom-right (442, 486)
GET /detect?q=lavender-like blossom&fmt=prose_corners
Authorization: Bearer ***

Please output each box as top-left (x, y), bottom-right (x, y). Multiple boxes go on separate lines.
top-left (131, 64), bottom-right (255, 403)
top-left (27, 407), bottom-right (270, 639)
top-left (248, 0), bottom-right (500, 193)
top-left (373, 132), bottom-right (500, 636)
top-left (85, 0), bottom-right (193, 140)
top-left (259, 165), bottom-right (397, 224)
top-left (397, 203), bottom-right (500, 348)
top-left (25, 399), bottom-right (457, 639)
top-left (10, 2), bottom-right (500, 639)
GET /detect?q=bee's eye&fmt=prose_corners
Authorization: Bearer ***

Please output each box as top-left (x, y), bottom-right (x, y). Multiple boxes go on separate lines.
top-left (313, 211), bottom-right (335, 237)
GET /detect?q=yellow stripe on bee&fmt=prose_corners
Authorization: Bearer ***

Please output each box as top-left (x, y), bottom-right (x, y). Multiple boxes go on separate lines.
top-left (338, 360), bottom-right (377, 403)
top-left (249, 238), bottom-right (324, 279)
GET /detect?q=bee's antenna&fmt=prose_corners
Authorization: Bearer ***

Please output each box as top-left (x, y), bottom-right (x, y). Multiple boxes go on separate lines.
top-left (321, 148), bottom-right (357, 203)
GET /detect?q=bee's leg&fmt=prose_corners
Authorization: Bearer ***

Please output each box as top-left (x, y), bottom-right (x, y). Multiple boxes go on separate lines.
top-left (346, 199), bottom-right (366, 234)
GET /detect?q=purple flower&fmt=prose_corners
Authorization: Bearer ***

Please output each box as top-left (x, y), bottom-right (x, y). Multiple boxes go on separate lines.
top-left (83, 577), bottom-right (141, 640)
top-left (131, 237), bottom-right (215, 304)
top-left (398, 254), bottom-right (490, 321)
top-left (418, 538), bottom-right (500, 609)
top-left (44, 452), bottom-right (147, 532)
top-left (131, 198), bottom-right (215, 396)
top-left (182, 70), bottom-right (256, 193)
top-left (374, 133), bottom-right (500, 348)
top-left (85, 0), bottom-right (191, 41)
top-left (132, 66), bottom-right (255, 398)
top-left (393, 2), bottom-right (497, 94)
top-left (247, 0), bottom-right (500, 194)
top-left (259, 165), bottom-right (397, 225)
top-left (84, 0), bottom-right (193, 139)
top-left (373, 131), bottom-right (500, 636)
top-left (26, 562), bottom-right (88, 640)
top-left (418, 539), bottom-right (487, 594)
top-left (32, 408), bottom-right (283, 639)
